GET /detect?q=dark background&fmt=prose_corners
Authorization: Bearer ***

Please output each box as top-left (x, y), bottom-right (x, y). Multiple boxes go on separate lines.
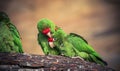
top-left (0, 0), bottom-right (120, 70)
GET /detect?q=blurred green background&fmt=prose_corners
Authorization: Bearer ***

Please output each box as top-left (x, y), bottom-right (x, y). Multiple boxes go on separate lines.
top-left (0, 0), bottom-right (120, 70)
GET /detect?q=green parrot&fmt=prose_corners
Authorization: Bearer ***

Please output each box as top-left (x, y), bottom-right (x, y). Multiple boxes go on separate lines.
top-left (0, 12), bottom-right (24, 53)
top-left (37, 18), bottom-right (60, 55)
top-left (37, 18), bottom-right (107, 66)
top-left (53, 27), bottom-right (77, 57)
top-left (53, 27), bottom-right (107, 66)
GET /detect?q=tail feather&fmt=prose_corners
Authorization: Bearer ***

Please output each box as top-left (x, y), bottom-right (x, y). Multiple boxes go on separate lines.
top-left (94, 55), bottom-right (108, 65)
top-left (90, 54), bottom-right (107, 66)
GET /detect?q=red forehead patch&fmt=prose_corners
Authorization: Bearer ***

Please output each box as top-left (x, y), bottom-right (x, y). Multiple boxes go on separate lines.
top-left (42, 28), bottom-right (50, 34)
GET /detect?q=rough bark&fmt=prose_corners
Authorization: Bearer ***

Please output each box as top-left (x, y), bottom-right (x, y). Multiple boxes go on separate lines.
top-left (0, 53), bottom-right (114, 71)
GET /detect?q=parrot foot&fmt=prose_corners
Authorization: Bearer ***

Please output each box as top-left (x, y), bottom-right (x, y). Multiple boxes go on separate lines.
top-left (72, 56), bottom-right (84, 61)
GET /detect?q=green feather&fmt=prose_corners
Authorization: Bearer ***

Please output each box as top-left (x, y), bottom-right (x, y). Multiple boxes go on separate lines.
top-left (70, 33), bottom-right (88, 44)
top-left (0, 12), bottom-right (24, 53)
top-left (53, 24), bottom-right (107, 66)
top-left (37, 18), bottom-right (55, 33)
top-left (38, 33), bottom-right (60, 55)
top-left (37, 18), bottom-right (60, 55)
top-left (37, 18), bottom-right (107, 66)
top-left (67, 33), bottom-right (107, 66)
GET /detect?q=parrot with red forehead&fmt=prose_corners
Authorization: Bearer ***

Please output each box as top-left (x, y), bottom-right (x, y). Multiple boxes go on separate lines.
top-left (37, 18), bottom-right (60, 55)
top-left (37, 18), bottom-right (107, 66)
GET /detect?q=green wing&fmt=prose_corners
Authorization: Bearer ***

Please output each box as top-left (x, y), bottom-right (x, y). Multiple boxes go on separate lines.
top-left (0, 12), bottom-right (23, 53)
top-left (70, 33), bottom-right (88, 44)
top-left (67, 33), bottom-right (107, 66)
top-left (7, 22), bottom-right (24, 53)
top-left (0, 22), bottom-right (23, 53)
top-left (68, 33), bottom-right (94, 53)
top-left (53, 28), bottom-right (79, 57)
top-left (38, 33), bottom-right (60, 55)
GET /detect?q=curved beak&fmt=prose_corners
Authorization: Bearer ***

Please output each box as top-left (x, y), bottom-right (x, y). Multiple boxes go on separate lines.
top-left (49, 42), bottom-right (55, 48)
top-left (46, 32), bottom-right (52, 38)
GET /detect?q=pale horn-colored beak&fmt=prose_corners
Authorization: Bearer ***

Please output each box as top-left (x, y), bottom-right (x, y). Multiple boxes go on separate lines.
top-left (46, 32), bottom-right (52, 38)
top-left (49, 42), bottom-right (55, 48)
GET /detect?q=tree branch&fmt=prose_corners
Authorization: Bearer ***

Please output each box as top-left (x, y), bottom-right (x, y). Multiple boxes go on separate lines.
top-left (0, 53), bottom-right (114, 71)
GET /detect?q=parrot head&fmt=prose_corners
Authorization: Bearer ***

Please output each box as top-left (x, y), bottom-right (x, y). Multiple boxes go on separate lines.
top-left (0, 12), bottom-right (10, 23)
top-left (37, 18), bottom-right (56, 37)
top-left (53, 27), bottom-right (67, 41)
